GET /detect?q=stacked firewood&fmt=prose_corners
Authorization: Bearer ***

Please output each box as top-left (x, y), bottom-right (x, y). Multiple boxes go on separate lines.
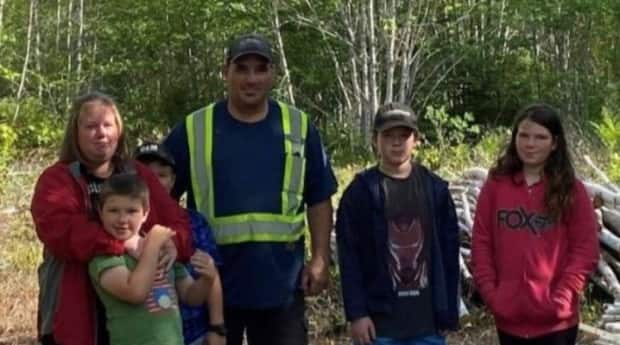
top-left (450, 159), bottom-right (620, 343)
top-left (449, 167), bottom-right (485, 318)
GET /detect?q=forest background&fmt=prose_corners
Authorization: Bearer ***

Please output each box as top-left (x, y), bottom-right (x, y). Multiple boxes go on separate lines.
top-left (2, 0), bottom-right (620, 344)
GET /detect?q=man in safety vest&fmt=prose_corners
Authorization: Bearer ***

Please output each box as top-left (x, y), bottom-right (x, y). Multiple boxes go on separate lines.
top-left (163, 33), bottom-right (338, 345)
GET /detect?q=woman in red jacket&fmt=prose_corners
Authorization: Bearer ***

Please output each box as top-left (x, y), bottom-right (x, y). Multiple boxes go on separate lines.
top-left (472, 103), bottom-right (599, 345)
top-left (31, 92), bottom-right (192, 345)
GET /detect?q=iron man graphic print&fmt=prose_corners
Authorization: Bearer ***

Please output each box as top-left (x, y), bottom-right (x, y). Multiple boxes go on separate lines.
top-left (387, 215), bottom-right (428, 297)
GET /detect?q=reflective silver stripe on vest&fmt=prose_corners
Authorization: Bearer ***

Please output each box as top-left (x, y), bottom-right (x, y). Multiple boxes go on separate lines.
top-left (282, 104), bottom-right (306, 215)
top-left (211, 214), bottom-right (306, 244)
top-left (186, 106), bottom-right (211, 218)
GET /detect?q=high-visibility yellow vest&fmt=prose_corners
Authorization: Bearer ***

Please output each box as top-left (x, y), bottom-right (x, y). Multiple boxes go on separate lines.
top-left (186, 102), bottom-right (308, 245)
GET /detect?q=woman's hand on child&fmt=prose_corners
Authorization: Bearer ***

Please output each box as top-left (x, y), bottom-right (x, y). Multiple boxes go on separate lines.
top-left (191, 250), bottom-right (217, 280)
top-left (159, 238), bottom-right (178, 271)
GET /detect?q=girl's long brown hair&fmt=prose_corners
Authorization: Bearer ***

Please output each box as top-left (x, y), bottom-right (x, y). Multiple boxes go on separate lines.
top-left (490, 103), bottom-right (575, 222)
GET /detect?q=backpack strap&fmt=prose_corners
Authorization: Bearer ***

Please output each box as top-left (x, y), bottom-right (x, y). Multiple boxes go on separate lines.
top-left (68, 161), bottom-right (95, 217)
top-left (69, 161), bottom-right (81, 180)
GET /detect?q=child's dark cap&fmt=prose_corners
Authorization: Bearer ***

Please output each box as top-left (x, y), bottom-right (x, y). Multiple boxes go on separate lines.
top-left (134, 142), bottom-right (175, 168)
top-left (373, 102), bottom-right (418, 132)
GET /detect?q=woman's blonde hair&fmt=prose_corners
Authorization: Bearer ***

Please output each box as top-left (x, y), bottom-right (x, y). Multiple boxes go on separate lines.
top-left (58, 91), bottom-right (128, 165)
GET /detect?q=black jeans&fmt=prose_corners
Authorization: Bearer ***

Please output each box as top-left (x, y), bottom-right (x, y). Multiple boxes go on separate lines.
top-left (41, 334), bottom-right (56, 345)
top-left (41, 330), bottom-right (109, 345)
top-left (497, 326), bottom-right (578, 345)
top-left (224, 292), bottom-right (308, 345)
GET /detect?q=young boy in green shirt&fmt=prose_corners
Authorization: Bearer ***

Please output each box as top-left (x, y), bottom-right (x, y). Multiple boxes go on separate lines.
top-left (88, 173), bottom-right (218, 345)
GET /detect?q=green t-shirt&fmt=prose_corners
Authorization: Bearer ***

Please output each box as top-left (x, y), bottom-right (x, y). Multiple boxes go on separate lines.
top-left (89, 254), bottom-right (188, 345)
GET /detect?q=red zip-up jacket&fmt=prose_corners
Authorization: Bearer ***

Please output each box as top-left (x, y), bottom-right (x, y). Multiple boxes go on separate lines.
top-left (472, 172), bottom-right (599, 338)
top-left (31, 161), bottom-right (192, 345)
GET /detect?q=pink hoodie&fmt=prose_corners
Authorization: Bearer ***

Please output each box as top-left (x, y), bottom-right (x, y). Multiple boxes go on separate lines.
top-left (472, 173), bottom-right (599, 338)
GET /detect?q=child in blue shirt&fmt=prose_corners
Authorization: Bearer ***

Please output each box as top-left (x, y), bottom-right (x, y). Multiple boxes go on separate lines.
top-left (135, 142), bottom-right (225, 345)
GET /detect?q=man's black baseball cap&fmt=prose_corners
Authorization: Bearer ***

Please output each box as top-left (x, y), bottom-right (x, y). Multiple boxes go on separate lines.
top-left (226, 34), bottom-right (273, 63)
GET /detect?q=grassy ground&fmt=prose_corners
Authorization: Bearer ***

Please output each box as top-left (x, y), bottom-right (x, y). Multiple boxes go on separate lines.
top-left (0, 154), bottom-right (603, 345)
top-left (0, 153), bottom-right (43, 345)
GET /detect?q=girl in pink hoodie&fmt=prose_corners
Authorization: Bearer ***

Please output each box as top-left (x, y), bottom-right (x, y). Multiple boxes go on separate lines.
top-left (472, 103), bottom-right (599, 345)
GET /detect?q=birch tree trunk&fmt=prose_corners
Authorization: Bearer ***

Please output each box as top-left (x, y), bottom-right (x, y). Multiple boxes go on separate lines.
top-left (56, 0), bottom-right (61, 51)
top-left (34, 2), bottom-right (42, 98)
top-left (66, 0), bottom-right (73, 105)
top-left (0, 0), bottom-right (5, 37)
top-left (91, 2), bottom-right (98, 89)
top-left (383, 0), bottom-right (396, 104)
top-left (367, 0), bottom-right (378, 114)
top-left (271, 0), bottom-right (295, 104)
top-left (398, 1), bottom-right (417, 103)
top-left (343, 0), bottom-right (362, 128)
top-left (14, 0), bottom-right (37, 122)
top-left (75, 0), bottom-right (84, 93)
top-left (360, 1), bottom-right (370, 142)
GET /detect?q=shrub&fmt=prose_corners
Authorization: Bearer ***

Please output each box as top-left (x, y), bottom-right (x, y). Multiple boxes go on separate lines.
top-left (421, 105), bottom-right (480, 149)
top-left (323, 121), bottom-right (373, 167)
top-left (591, 107), bottom-right (620, 182)
top-left (0, 97), bottom-right (64, 151)
top-left (0, 123), bottom-right (17, 193)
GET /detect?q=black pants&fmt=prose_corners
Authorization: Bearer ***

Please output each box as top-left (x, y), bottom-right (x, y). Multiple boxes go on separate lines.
top-left (41, 329), bottom-right (109, 345)
top-left (497, 326), bottom-right (578, 345)
top-left (41, 334), bottom-right (56, 345)
top-left (224, 292), bottom-right (308, 345)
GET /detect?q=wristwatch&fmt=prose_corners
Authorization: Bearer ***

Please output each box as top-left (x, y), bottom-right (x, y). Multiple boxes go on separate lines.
top-left (207, 323), bottom-right (227, 337)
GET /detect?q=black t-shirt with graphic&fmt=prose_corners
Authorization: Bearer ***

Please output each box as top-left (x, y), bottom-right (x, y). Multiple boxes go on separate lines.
top-left (79, 163), bottom-right (129, 219)
top-left (372, 166), bottom-right (435, 339)
top-left (81, 164), bottom-right (106, 218)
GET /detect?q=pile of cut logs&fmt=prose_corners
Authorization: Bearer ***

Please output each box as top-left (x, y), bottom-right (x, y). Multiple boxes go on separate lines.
top-left (450, 157), bottom-right (620, 344)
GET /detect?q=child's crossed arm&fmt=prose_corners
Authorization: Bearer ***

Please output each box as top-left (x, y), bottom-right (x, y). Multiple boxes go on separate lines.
top-left (98, 225), bottom-right (175, 303)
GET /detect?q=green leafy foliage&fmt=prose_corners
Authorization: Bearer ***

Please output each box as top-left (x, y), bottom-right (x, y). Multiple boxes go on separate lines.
top-left (422, 105), bottom-right (480, 148)
top-left (323, 122), bottom-right (373, 166)
top-left (591, 108), bottom-right (620, 182)
top-left (592, 107), bottom-right (620, 151)
top-left (0, 98), bottom-right (63, 150)
top-left (416, 105), bottom-right (484, 175)
top-left (417, 126), bottom-right (509, 177)
top-left (0, 123), bottom-right (17, 182)
top-left (471, 127), bottom-right (511, 168)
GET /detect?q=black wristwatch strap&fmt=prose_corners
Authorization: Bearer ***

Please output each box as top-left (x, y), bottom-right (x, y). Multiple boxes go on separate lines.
top-left (207, 323), bottom-right (227, 336)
